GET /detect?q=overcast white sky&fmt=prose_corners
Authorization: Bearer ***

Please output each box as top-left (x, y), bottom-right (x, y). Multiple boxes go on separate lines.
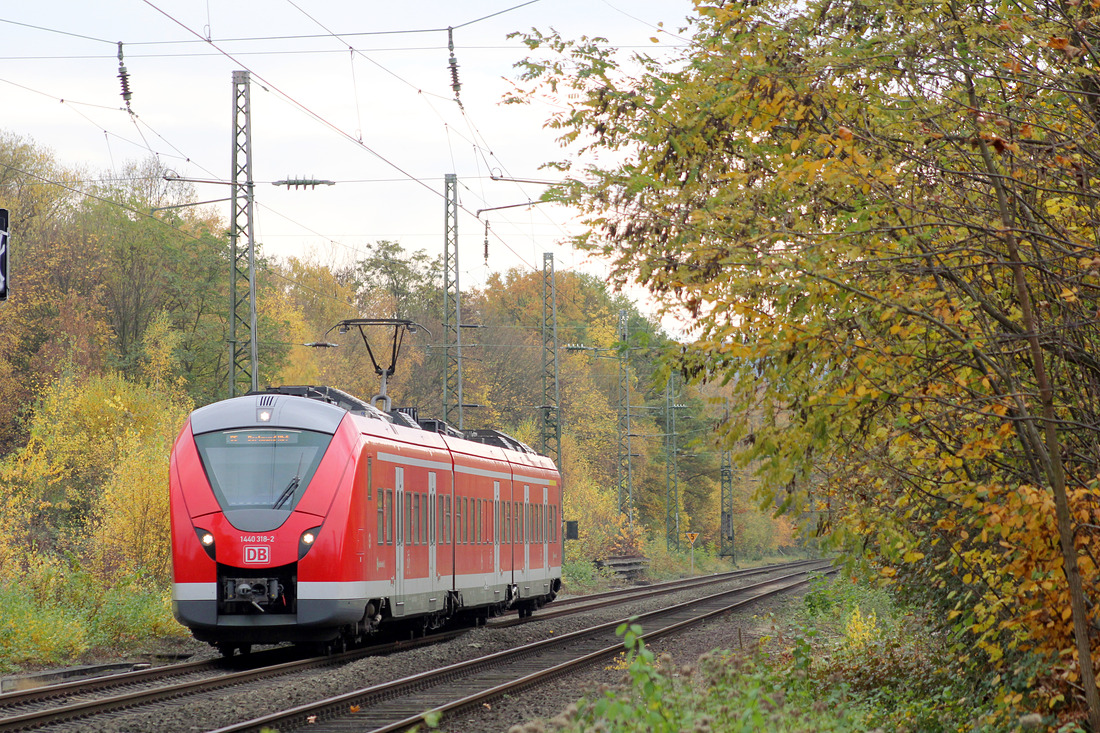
top-left (2, 0), bottom-right (697, 335)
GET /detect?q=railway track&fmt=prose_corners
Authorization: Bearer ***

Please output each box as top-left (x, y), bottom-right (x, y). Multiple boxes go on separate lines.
top-left (0, 559), bottom-right (830, 732)
top-left (214, 561), bottom-right (833, 732)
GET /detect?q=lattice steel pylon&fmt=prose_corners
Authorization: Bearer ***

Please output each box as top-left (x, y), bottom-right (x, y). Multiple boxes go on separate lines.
top-left (616, 309), bottom-right (633, 523)
top-left (540, 252), bottom-right (561, 464)
top-left (229, 70), bottom-right (258, 397)
top-left (720, 450), bottom-right (735, 561)
top-left (442, 173), bottom-right (464, 428)
top-left (720, 400), bottom-right (736, 561)
top-left (665, 375), bottom-right (680, 551)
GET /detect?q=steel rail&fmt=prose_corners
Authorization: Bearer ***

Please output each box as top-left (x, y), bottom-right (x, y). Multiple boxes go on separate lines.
top-left (0, 634), bottom-right (462, 731)
top-left (209, 562), bottom-right (833, 732)
top-left (498, 558), bottom-right (825, 625)
top-left (0, 559), bottom-right (829, 731)
top-left (0, 558), bottom-right (817, 711)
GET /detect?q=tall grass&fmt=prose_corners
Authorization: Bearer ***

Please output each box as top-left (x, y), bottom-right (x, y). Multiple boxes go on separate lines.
top-left (0, 555), bottom-right (185, 673)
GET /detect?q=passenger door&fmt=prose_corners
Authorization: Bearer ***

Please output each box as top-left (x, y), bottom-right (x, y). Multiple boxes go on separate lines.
top-left (428, 471), bottom-right (437, 584)
top-left (394, 467), bottom-right (405, 616)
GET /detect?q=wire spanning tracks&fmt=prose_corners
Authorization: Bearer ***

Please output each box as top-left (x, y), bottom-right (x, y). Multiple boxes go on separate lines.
top-left (213, 561), bottom-right (834, 733)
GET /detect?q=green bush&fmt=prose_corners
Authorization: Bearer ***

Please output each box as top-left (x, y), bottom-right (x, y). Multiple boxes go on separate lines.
top-left (0, 555), bottom-right (186, 672)
top-left (540, 576), bottom-right (1052, 732)
top-left (562, 559), bottom-right (598, 591)
top-left (85, 577), bottom-right (183, 648)
top-left (0, 583), bottom-right (88, 672)
top-left (802, 572), bottom-right (896, 627)
top-left (548, 622), bottom-right (864, 732)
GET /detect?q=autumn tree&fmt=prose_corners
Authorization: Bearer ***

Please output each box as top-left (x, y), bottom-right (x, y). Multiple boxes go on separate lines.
top-left (513, 0), bottom-right (1100, 724)
top-left (0, 134), bottom-right (110, 453)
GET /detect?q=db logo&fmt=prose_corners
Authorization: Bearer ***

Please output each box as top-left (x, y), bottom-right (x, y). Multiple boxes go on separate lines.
top-left (243, 546), bottom-right (270, 564)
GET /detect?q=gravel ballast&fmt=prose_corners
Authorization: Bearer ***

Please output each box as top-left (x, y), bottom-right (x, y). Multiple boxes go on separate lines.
top-left (31, 569), bottom-right (813, 732)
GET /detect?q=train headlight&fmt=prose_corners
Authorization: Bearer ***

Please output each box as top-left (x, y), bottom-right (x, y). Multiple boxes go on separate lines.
top-left (194, 527), bottom-right (216, 560)
top-left (299, 526), bottom-right (322, 559)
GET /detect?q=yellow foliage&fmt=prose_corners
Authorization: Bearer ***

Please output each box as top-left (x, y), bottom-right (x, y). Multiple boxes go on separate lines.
top-left (844, 605), bottom-right (879, 648)
top-left (0, 353), bottom-right (191, 583)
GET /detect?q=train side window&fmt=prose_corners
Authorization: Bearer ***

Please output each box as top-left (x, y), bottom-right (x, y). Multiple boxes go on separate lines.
top-left (437, 495), bottom-right (444, 544)
top-left (386, 490), bottom-right (394, 544)
top-left (405, 492), bottom-right (412, 544)
top-left (474, 499), bottom-right (481, 544)
top-left (413, 493), bottom-right (420, 545)
top-left (378, 489), bottom-right (385, 545)
top-left (446, 495), bottom-right (452, 543)
top-left (421, 493), bottom-right (428, 547)
top-left (456, 495), bottom-right (463, 544)
top-left (467, 497), bottom-right (474, 545)
top-left (367, 456), bottom-right (373, 500)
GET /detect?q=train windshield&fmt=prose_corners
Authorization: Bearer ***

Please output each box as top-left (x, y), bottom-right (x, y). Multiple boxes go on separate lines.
top-left (193, 429), bottom-right (332, 511)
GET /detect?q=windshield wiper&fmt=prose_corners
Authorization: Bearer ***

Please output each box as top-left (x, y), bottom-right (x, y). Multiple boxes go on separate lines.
top-left (273, 475), bottom-right (299, 510)
top-left (273, 456), bottom-right (304, 510)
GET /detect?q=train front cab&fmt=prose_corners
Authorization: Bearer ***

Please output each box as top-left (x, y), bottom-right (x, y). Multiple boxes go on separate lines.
top-left (171, 395), bottom-right (375, 650)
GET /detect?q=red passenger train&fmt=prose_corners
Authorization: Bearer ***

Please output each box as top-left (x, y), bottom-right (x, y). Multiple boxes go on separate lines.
top-left (169, 385), bottom-right (563, 654)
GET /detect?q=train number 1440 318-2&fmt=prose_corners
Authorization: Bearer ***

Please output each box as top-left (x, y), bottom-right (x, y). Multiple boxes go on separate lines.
top-left (240, 535), bottom-right (275, 543)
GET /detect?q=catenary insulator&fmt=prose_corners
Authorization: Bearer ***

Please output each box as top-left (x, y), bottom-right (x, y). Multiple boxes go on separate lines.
top-left (447, 27), bottom-right (461, 100)
top-left (117, 41), bottom-right (132, 108)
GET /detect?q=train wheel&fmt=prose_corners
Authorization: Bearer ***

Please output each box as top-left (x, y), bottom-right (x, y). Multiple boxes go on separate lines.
top-left (239, 644), bottom-right (252, 656)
